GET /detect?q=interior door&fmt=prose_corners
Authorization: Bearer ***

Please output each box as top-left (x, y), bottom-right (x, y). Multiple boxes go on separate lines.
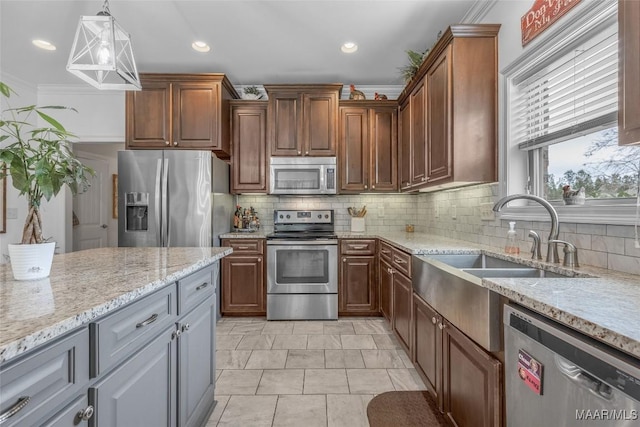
top-left (73, 155), bottom-right (109, 251)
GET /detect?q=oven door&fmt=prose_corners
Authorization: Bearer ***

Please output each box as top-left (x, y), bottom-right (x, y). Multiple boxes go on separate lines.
top-left (267, 240), bottom-right (338, 294)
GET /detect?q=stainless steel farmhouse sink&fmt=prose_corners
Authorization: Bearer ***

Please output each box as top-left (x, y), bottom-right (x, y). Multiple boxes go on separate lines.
top-left (411, 253), bottom-right (585, 352)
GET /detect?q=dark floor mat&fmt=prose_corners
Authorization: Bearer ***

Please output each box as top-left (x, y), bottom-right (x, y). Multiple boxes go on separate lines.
top-left (366, 390), bottom-right (448, 427)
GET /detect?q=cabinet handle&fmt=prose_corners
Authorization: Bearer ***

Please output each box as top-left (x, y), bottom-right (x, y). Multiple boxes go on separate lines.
top-left (381, 249), bottom-right (390, 254)
top-left (349, 245), bottom-right (368, 250)
top-left (257, 257), bottom-right (262, 263)
top-left (172, 329), bottom-right (182, 340)
top-left (182, 323), bottom-right (190, 332)
top-left (165, 141), bottom-right (170, 146)
top-left (372, 185), bottom-right (375, 189)
top-left (305, 151), bottom-right (309, 155)
top-left (421, 177), bottom-right (426, 182)
top-left (388, 268), bottom-right (394, 274)
top-left (195, 282), bottom-right (209, 291)
top-left (136, 313), bottom-right (159, 328)
top-left (173, 141), bottom-right (178, 146)
top-left (76, 405), bottom-right (94, 422)
top-left (343, 258), bottom-right (347, 262)
top-left (394, 257), bottom-right (407, 264)
top-left (236, 246), bottom-right (250, 250)
top-left (297, 150), bottom-right (302, 155)
top-left (438, 323), bottom-right (446, 330)
top-left (0, 396), bottom-right (30, 423)
top-left (432, 317), bottom-right (437, 325)
top-left (364, 185), bottom-right (368, 189)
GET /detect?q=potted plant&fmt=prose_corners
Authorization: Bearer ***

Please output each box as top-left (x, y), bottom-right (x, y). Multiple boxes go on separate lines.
top-left (399, 49), bottom-right (429, 83)
top-left (243, 85), bottom-right (264, 100)
top-left (0, 82), bottom-right (93, 280)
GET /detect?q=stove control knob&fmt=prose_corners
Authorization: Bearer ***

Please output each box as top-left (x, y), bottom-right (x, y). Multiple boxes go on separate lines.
top-left (324, 214), bottom-right (329, 219)
top-left (286, 214), bottom-right (291, 219)
top-left (317, 214), bottom-right (322, 219)
top-left (279, 215), bottom-right (283, 219)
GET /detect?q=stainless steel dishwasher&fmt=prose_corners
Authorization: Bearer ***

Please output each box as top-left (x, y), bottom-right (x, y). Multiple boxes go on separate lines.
top-left (504, 304), bottom-right (640, 426)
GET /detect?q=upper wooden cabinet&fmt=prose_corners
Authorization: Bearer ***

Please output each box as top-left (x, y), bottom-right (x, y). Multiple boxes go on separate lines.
top-left (398, 25), bottom-right (500, 191)
top-left (619, 0), bottom-right (640, 146)
top-left (230, 101), bottom-right (268, 193)
top-left (126, 74), bottom-right (239, 158)
top-left (264, 84), bottom-right (342, 156)
top-left (339, 101), bottom-right (398, 193)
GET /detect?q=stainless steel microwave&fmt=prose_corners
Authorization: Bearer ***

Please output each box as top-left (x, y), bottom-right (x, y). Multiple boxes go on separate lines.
top-left (269, 157), bottom-right (337, 195)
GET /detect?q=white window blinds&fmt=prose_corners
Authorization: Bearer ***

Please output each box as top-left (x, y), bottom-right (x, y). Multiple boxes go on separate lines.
top-left (513, 23), bottom-right (618, 150)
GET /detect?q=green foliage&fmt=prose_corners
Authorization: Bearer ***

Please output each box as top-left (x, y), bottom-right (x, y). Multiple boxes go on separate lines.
top-left (399, 49), bottom-right (429, 83)
top-left (0, 81), bottom-right (94, 243)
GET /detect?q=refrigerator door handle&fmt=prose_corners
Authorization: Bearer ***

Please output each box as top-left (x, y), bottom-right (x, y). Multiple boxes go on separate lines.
top-left (162, 158), bottom-right (169, 247)
top-left (155, 158), bottom-right (163, 246)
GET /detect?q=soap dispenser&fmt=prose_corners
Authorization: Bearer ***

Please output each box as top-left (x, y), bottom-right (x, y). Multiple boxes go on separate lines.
top-left (505, 221), bottom-right (520, 255)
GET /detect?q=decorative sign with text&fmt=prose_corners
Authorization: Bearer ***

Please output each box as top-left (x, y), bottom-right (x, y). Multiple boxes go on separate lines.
top-left (518, 349), bottom-right (544, 395)
top-left (521, 0), bottom-right (582, 46)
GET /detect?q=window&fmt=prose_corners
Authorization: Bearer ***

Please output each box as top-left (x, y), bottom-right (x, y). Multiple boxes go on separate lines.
top-left (501, 0), bottom-right (637, 225)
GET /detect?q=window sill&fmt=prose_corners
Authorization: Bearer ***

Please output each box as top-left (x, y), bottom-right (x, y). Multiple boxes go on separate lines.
top-left (497, 200), bottom-right (638, 226)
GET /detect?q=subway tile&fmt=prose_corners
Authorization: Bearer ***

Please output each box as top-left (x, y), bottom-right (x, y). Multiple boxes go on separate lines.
top-left (577, 223), bottom-right (607, 235)
top-left (607, 225), bottom-right (634, 238)
top-left (624, 238), bottom-right (640, 257)
top-left (592, 236), bottom-right (625, 255)
top-left (607, 254), bottom-right (640, 275)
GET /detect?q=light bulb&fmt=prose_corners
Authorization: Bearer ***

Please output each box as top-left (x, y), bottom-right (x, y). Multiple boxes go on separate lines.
top-left (97, 24), bottom-right (112, 65)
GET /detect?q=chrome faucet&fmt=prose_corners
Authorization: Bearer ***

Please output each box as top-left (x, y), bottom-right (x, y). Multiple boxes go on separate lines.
top-left (492, 194), bottom-right (560, 263)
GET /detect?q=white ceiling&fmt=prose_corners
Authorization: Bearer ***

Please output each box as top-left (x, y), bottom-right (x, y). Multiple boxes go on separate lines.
top-left (0, 0), bottom-right (477, 89)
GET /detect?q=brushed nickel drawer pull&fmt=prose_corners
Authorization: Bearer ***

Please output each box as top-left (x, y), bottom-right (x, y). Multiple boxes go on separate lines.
top-left (136, 313), bottom-right (158, 328)
top-left (349, 245), bottom-right (368, 250)
top-left (0, 396), bottom-right (30, 423)
top-left (381, 249), bottom-right (391, 254)
top-left (76, 405), bottom-right (94, 422)
top-left (236, 246), bottom-right (250, 250)
top-left (195, 282), bottom-right (209, 291)
top-left (394, 257), bottom-right (407, 264)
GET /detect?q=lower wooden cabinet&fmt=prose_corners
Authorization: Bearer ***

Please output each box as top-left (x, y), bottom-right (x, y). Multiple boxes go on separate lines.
top-left (412, 292), bottom-right (503, 427)
top-left (413, 293), bottom-right (441, 402)
top-left (339, 239), bottom-right (378, 315)
top-left (379, 258), bottom-right (393, 321)
top-left (392, 269), bottom-right (412, 350)
top-left (221, 239), bottom-right (266, 316)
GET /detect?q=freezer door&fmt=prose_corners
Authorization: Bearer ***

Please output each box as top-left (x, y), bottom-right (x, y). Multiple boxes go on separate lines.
top-left (118, 151), bottom-right (163, 247)
top-left (164, 150), bottom-right (212, 247)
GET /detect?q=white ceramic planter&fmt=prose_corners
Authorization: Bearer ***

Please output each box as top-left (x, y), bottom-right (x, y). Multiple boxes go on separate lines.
top-left (7, 242), bottom-right (56, 280)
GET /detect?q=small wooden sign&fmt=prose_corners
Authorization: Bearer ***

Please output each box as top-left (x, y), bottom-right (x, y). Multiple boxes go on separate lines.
top-left (521, 0), bottom-right (582, 46)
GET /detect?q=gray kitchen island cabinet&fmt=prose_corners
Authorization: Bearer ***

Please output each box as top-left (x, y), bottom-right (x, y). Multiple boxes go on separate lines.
top-left (0, 255), bottom-right (222, 427)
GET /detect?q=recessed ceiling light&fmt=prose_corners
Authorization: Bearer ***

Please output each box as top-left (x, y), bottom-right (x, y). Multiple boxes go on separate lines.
top-left (32, 39), bottom-right (56, 51)
top-left (192, 41), bottom-right (211, 53)
top-left (341, 42), bottom-right (358, 53)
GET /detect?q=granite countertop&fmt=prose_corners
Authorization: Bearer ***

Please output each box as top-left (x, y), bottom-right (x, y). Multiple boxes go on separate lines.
top-left (220, 230), bottom-right (269, 239)
top-left (0, 247), bottom-right (232, 364)
top-left (338, 231), bottom-right (640, 359)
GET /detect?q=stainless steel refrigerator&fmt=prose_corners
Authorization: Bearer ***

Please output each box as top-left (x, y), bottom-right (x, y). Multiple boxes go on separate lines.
top-left (117, 150), bottom-right (233, 248)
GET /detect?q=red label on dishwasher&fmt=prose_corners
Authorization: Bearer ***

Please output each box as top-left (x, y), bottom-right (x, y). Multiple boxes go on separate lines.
top-left (518, 349), bottom-right (544, 395)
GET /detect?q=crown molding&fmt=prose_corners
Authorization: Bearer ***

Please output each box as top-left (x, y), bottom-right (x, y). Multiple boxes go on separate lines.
top-left (461, 0), bottom-right (499, 24)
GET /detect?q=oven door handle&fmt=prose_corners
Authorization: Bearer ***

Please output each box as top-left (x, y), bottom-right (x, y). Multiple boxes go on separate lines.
top-left (266, 240), bottom-right (338, 246)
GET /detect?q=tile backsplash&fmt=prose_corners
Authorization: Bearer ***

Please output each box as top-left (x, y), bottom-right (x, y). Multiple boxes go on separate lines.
top-left (239, 184), bottom-right (640, 275)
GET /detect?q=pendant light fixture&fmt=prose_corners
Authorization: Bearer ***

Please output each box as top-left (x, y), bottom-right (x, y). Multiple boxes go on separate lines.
top-left (66, 0), bottom-right (141, 90)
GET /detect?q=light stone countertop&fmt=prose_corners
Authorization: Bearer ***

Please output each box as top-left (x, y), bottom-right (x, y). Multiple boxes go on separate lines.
top-left (220, 231), bottom-right (269, 239)
top-left (338, 231), bottom-right (640, 359)
top-left (0, 246), bottom-right (232, 364)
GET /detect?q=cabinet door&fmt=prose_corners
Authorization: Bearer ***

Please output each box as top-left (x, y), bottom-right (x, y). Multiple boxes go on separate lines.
top-left (221, 255), bottom-right (265, 315)
top-left (392, 271), bottom-right (412, 350)
top-left (172, 82), bottom-right (220, 149)
top-left (339, 255), bottom-right (377, 314)
top-left (178, 299), bottom-right (216, 427)
top-left (442, 320), bottom-right (502, 427)
top-left (379, 258), bottom-right (393, 321)
top-left (89, 325), bottom-right (177, 427)
top-left (426, 46), bottom-right (453, 183)
top-left (399, 100), bottom-right (412, 191)
top-left (231, 103), bottom-right (268, 193)
top-left (619, 0), bottom-right (640, 146)
top-left (410, 80), bottom-right (427, 185)
top-left (370, 106), bottom-right (398, 191)
top-left (40, 394), bottom-right (90, 427)
top-left (125, 81), bottom-right (171, 148)
top-left (270, 93), bottom-right (301, 156)
top-left (303, 92), bottom-right (338, 156)
top-left (413, 293), bottom-right (441, 403)
top-left (339, 107), bottom-right (369, 192)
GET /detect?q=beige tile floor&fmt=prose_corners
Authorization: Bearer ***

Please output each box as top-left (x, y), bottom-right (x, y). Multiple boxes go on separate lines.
top-left (206, 317), bottom-right (427, 427)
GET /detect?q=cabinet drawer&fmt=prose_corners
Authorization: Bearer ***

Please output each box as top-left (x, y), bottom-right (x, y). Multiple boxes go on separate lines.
top-left (379, 241), bottom-right (393, 262)
top-left (222, 239), bottom-right (264, 254)
top-left (0, 329), bottom-right (89, 427)
top-left (392, 248), bottom-right (412, 278)
top-left (341, 239), bottom-right (376, 255)
top-left (178, 264), bottom-right (216, 315)
top-left (90, 285), bottom-right (177, 377)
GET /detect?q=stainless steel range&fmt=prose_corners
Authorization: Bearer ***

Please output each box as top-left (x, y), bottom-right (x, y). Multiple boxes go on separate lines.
top-left (266, 209), bottom-right (338, 320)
